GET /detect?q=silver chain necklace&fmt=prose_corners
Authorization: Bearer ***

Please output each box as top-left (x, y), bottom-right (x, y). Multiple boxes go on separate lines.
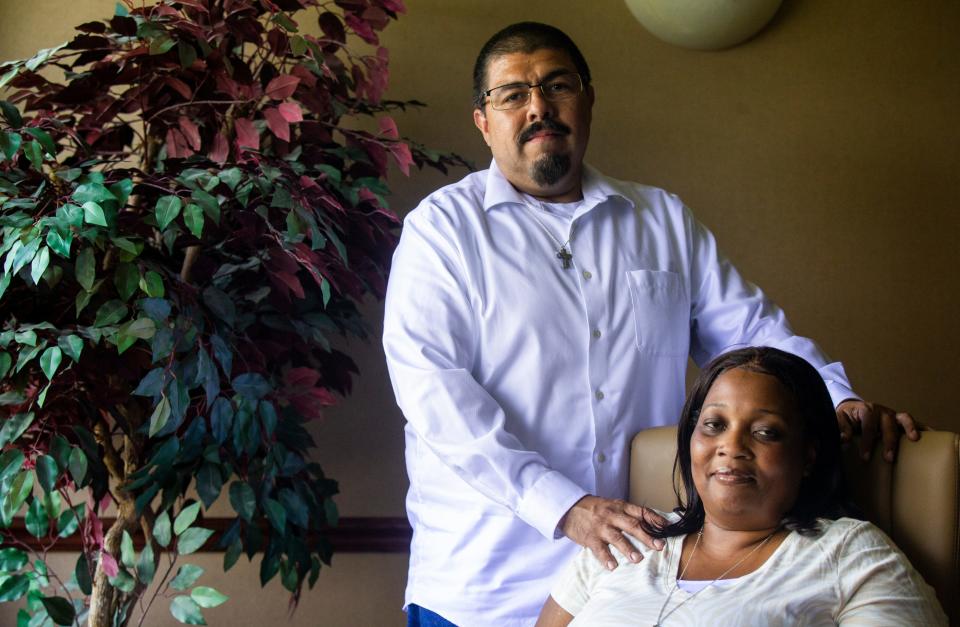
top-left (653, 529), bottom-right (777, 627)
top-left (523, 201), bottom-right (576, 269)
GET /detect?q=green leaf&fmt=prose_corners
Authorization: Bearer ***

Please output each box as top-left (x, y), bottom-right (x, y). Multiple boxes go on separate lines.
top-left (223, 540), bottom-right (241, 572)
top-left (0, 101), bottom-right (22, 128)
top-left (141, 270), bottom-right (165, 297)
top-left (191, 190), bottom-right (219, 223)
top-left (4, 470), bottom-right (34, 516)
top-left (155, 196), bottom-right (182, 230)
top-left (29, 245), bottom-right (49, 284)
top-left (46, 228), bottom-right (72, 258)
top-left (228, 481), bottom-right (256, 522)
top-left (150, 35), bottom-right (177, 56)
top-left (42, 490), bottom-right (61, 519)
top-left (121, 317), bottom-right (156, 340)
top-left (25, 497), bottom-right (48, 536)
top-left (109, 178), bottom-right (133, 206)
top-left (174, 502), bottom-right (201, 536)
top-left (231, 373), bottom-right (270, 401)
top-left (191, 586), bottom-right (228, 608)
top-left (24, 128), bottom-right (56, 156)
top-left (0, 547), bottom-right (27, 572)
top-left (148, 396), bottom-right (171, 437)
top-left (40, 596), bottom-right (75, 626)
top-left (0, 352), bottom-right (11, 379)
top-left (121, 530), bottom-right (135, 569)
top-left (137, 542), bottom-right (155, 585)
top-left (178, 42), bottom-right (197, 69)
top-left (0, 412), bottom-right (35, 447)
top-left (170, 595), bottom-right (206, 625)
top-left (11, 236), bottom-right (40, 274)
top-left (0, 130), bottom-right (22, 160)
top-left (176, 527), bottom-right (213, 555)
top-left (154, 510), bottom-right (172, 548)
top-left (82, 201), bottom-right (108, 227)
top-left (169, 564), bottom-right (204, 591)
top-left (68, 447), bottom-right (88, 486)
top-left (109, 569), bottom-right (135, 592)
top-left (263, 498), bottom-right (286, 533)
top-left (218, 168), bottom-right (242, 190)
top-left (0, 449), bottom-right (24, 485)
top-left (73, 182), bottom-right (115, 204)
top-left (75, 553), bottom-right (92, 595)
top-left (114, 262), bottom-right (140, 301)
top-left (24, 139), bottom-right (43, 169)
top-left (0, 573), bottom-right (29, 602)
top-left (35, 455), bottom-right (58, 492)
top-left (14, 342), bottom-right (45, 373)
top-left (196, 463), bottom-right (223, 509)
top-left (56, 506), bottom-right (80, 538)
top-left (202, 286), bottom-right (235, 326)
top-left (57, 335), bottom-right (83, 362)
top-left (75, 247), bottom-right (95, 291)
top-left (183, 203), bottom-right (204, 238)
top-left (39, 346), bottom-right (62, 380)
top-left (94, 300), bottom-right (128, 327)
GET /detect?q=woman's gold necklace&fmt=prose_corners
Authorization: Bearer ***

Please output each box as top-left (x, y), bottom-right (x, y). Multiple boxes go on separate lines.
top-left (653, 529), bottom-right (777, 627)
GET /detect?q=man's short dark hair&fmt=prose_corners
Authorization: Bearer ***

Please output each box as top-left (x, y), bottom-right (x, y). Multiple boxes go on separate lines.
top-left (472, 22), bottom-right (592, 110)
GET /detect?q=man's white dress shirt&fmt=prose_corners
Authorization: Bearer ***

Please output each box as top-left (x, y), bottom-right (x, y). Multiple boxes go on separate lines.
top-left (382, 161), bottom-right (855, 626)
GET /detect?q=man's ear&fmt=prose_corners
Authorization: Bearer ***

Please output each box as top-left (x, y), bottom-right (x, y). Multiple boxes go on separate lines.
top-left (473, 107), bottom-right (492, 147)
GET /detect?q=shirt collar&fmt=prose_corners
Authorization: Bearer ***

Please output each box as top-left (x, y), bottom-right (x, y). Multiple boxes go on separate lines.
top-left (482, 158), bottom-right (633, 214)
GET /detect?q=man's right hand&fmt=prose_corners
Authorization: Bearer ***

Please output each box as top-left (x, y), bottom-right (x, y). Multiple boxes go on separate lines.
top-left (559, 495), bottom-right (666, 571)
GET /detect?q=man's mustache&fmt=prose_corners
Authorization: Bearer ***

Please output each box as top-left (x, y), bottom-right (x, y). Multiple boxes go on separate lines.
top-left (518, 119), bottom-right (571, 145)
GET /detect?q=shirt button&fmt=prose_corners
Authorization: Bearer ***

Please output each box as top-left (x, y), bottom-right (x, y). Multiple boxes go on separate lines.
top-left (595, 390), bottom-right (604, 400)
top-left (597, 452), bottom-right (607, 463)
top-left (582, 270), bottom-right (592, 279)
top-left (592, 329), bottom-right (602, 339)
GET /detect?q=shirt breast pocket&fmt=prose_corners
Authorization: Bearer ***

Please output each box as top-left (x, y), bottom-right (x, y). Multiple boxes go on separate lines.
top-left (625, 270), bottom-right (690, 357)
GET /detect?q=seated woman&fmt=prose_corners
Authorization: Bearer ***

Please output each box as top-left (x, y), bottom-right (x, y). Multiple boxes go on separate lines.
top-left (537, 347), bottom-right (946, 626)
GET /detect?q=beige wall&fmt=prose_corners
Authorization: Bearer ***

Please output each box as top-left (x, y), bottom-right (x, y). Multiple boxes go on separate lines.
top-left (2, 0), bottom-right (958, 624)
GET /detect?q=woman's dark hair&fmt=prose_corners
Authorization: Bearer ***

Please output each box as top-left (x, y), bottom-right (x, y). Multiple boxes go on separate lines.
top-left (646, 346), bottom-right (854, 539)
top-left (472, 22), bottom-right (592, 110)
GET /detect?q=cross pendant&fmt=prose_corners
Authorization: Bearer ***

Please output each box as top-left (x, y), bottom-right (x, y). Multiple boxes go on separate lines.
top-left (556, 246), bottom-right (573, 269)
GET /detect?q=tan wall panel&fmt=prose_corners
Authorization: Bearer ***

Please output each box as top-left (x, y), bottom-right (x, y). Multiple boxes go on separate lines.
top-left (1, 0), bottom-right (958, 622)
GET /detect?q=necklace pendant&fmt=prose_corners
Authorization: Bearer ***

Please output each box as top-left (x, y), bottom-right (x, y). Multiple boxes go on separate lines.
top-left (557, 246), bottom-right (573, 269)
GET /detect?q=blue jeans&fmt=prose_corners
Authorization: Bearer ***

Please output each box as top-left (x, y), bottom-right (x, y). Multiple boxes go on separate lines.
top-left (407, 604), bottom-right (458, 627)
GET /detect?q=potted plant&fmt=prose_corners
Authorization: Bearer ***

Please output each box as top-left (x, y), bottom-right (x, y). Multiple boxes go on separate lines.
top-left (0, 0), bottom-right (465, 624)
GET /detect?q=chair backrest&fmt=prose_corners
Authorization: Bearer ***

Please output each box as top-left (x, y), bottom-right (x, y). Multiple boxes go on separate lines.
top-left (629, 427), bottom-right (960, 623)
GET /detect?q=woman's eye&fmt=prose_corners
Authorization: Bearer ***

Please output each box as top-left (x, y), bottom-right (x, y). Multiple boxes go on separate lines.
top-left (701, 420), bottom-right (723, 432)
top-left (753, 428), bottom-right (781, 440)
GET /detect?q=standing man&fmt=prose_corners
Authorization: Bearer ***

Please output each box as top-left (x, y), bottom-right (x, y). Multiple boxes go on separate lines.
top-left (383, 22), bottom-right (917, 627)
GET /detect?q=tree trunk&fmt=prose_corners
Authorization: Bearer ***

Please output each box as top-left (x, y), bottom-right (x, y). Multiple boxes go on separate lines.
top-left (88, 504), bottom-right (141, 627)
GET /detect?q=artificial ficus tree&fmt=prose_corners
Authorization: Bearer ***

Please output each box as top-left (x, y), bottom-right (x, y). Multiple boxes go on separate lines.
top-left (0, 0), bottom-right (466, 625)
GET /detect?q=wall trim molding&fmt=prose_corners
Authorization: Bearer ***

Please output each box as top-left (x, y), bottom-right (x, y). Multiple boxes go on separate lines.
top-left (4, 516), bottom-right (412, 553)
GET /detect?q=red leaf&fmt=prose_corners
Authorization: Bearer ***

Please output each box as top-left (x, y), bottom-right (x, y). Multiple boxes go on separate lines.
top-left (215, 74), bottom-right (241, 98)
top-left (272, 270), bottom-right (305, 298)
top-left (286, 367), bottom-right (321, 390)
top-left (263, 107), bottom-right (290, 142)
top-left (164, 77), bottom-right (193, 99)
top-left (165, 127), bottom-right (194, 159)
top-left (278, 102), bottom-right (303, 123)
top-left (389, 141), bottom-right (413, 176)
top-left (381, 0), bottom-right (406, 13)
top-left (234, 117), bottom-right (259, 150)
top-left (378, 115), bottom-right (399, 139)
top-left (317, 12), bottom-right (345, 44)
top-left (209, 132), bottom-right (228, 163)
top-left (179, 116), bottom-right (201, 151)
top-left (100, 552), bottom-right (119, 578)
top-left (291, 64), bottom-right (317, 88)
top-left (265, 74), bottom-right (301, 100)
top-left (362, 6), bottom-right (389, 30)
top-left (345, 13), bottom-right (378, 44)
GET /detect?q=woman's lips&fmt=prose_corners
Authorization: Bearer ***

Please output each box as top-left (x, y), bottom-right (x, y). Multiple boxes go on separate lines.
top-left (711, 467), bottom-right (755, 485)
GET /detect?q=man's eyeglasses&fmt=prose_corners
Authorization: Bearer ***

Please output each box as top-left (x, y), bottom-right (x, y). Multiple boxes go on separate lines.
top-left (483, 73), bottom-right (584, 111)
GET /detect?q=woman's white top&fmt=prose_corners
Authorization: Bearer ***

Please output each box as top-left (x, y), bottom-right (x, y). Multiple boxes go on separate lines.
top-left (551, 517), bottom-right (947, 626)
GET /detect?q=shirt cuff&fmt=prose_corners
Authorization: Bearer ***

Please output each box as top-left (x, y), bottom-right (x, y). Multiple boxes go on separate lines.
top-left (827, 381), bottom-right (861, 408)
top-left (515, 470), bottom-right (588, 541)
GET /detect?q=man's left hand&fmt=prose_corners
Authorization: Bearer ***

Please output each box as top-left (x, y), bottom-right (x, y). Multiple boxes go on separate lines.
top-left (836, 399), bottom-right (920, 462)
